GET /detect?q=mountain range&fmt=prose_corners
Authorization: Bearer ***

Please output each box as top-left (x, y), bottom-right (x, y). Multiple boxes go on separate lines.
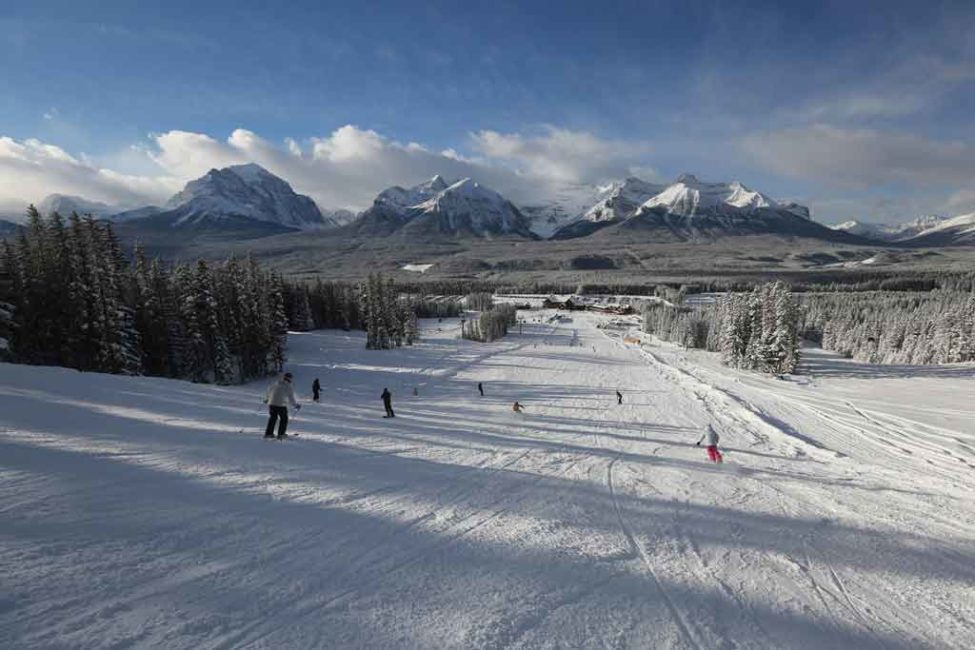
top-left (20, 163), bottom-right (975, 248)
top-left (829, 216), bottom-right (945, 242)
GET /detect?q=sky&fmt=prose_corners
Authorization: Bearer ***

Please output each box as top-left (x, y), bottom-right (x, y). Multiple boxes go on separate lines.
top-left (1, 0), bottom-right (973, 223)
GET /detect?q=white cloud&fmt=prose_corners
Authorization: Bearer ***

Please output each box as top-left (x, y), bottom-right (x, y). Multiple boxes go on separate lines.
top-left (471, 127), bottom-right (653, 185)
top-left (0, 124), bottom-right (657, 216)
top-left (741, 125), bottom-right (975, 188)
top-left (944, 187), bottom-right (975, 215)
top-left (0, 136), bottom-right (177, 212)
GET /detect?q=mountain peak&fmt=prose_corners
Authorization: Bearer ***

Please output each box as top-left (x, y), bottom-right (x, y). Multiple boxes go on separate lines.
top-left (163, 164), bottom-right (329, 229)
top-left (675, 173), bottom-right (700, 184)
top-left (355, 176), bottom-right (534, 239)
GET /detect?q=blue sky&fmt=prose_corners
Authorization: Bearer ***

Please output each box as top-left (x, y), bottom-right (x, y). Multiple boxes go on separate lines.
top-left (1, 0), bottom-right (973, 221)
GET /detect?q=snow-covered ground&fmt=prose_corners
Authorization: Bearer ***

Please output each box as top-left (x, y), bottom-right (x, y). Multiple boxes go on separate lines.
top-left (2, 313), bottom-right (973, 648)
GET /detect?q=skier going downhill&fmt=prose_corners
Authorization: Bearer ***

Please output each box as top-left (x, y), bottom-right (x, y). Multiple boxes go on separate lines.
top-left (381, 387), bottom-right (395, 418)
top-left (312, 378), bottom-right (321, 403)
top-left (264, 372), bottom-right (300, 439)
top-left (616, 390), bottom-right (623, 405)
top-left (696, 424), bottom-right (723, 463)
top-left (478, 382), bottom-right (484, 397)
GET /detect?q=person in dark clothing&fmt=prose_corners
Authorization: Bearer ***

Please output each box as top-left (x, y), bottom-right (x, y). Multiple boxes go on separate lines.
top-left (381, 387), bottom-right (395, 418)
top-left (312, 378), bottom-right (321, 402)
top-left (616, 390), bottom-right (623, 405)
top-left (478, 382), bottom-right (484, 397)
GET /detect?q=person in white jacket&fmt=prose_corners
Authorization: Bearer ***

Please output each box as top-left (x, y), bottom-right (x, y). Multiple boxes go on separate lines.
top-left (264, 372), bottom-right (300, 438)
top-left (695, 424), bottom-right (723, 463)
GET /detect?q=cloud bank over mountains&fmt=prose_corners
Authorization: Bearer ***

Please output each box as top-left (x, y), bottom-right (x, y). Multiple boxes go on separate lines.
top-left (1, 121), bottom-right (973, 223)
top-left (0, 125), bottom-right (650, 216)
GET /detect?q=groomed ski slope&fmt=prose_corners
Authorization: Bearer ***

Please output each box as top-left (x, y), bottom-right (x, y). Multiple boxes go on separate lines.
top-left (2, 313), bottom-right (974, 649)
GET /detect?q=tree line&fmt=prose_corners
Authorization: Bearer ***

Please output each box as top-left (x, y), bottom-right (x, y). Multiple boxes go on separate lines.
top-left (462, 304), bottom-right (518, 342)
top-left (0, 207), bottom-right (290, 383)
top-left (642, 281), bottom-right (801, 374)
top-left (800, 291), bottom-right (975, 364)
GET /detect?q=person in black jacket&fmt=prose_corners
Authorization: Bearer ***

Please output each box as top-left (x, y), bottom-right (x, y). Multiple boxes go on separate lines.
top-left (616, 390), bottom-right (623, 405)
top-left (381, 387), bottom-right (395, 418)
top-left (478, 382), bottom-right (484, 397)
top-left (312, 378), bottom-right (321, 403)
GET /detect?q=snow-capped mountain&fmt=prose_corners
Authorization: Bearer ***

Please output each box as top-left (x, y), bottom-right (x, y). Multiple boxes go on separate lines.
top-left (37, 194), bottom-right (119, 219)
top-left (831, 215), bottom-right (946, 242)
top-left (322, 208), bottom-right (357, 227)
top-left (581, 177), bottom-right (667, 223)
top-left (553, 174), bottom-right (834, 241)
top-left (903, 213), bottom-right (975, 246)
top-left (352, 176), bottom-right (535, 239)
top-left (163, 163), bottom-right (332, 230)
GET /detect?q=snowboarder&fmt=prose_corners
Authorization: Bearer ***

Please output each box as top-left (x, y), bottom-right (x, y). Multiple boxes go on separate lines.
top-left (312, 378), bottom-right (321, 403)
top-left (478, 382), bottom-right (484, 397)
top-left (381, 387), bottom-right (395, 418)
top-left (616, 390), bottom-right (623, 405)
top-left (264, 372), bottom-right (300, 439)
top-left (695, 424), bottom-right (723, 463)
top-left (512, 401), bottom-right (524, 413)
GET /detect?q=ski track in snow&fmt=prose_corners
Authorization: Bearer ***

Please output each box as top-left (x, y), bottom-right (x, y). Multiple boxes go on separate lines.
top-left (2, 312), bottom-right (974, 648)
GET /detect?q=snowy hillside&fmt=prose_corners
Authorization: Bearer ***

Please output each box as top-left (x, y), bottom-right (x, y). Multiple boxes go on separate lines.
top-left (353, 176), bottom-right (535, 238)
top-left (831, 215), bottom-right (946, 242)
top-left (637, 174), bottom-right (807, 220)
top-left (903, 212), bottom-right (975, 246)
top-left (37, 194), bottom-right (119, 219)
top-left (552, 174), bottom-right (849, 241)
top-left (2, 314), bottom-right (974, 648)
top-left (163, 163), bottom-right (333, 230)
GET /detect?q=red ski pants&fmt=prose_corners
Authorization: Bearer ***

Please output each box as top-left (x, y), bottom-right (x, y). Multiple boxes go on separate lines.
top-left (706, 445), bottom-right (723, 463)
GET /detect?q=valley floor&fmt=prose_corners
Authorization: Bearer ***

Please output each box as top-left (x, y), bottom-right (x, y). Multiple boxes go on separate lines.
top-left (1, 313), bottom-right (973, 648)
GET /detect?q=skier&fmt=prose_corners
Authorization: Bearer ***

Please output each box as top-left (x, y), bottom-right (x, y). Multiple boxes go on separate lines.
top-left (478, 382), bottom-right (484, 397)
top-left (312, 378), bottom-right (321, 403)
top-left (512, 401), bottom-right (524, 413)
top-left (695, 424), bottom-right (723, 463)
top-left (381, 387), bottom-right (395, 418)
top-left (264, 372), bottom-right (300, 439)
top-left (616, 390), bottom-right (623, 405)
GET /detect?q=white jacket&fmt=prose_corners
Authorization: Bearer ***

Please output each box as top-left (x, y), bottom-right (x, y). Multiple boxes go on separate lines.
top-left (266, 379), bottom-right (298, 408)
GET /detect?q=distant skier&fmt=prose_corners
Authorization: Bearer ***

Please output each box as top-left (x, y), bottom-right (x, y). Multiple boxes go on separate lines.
top-left (264, 372), bottom-right (300, 439)
top-left (478, 382), bottom-right (484, 397)
top-left (381, 387), bottom-right (395, 418)
top-left (512, 401), bottom-right (524, 413)
top-left (616, 390), bottom-right (623, 405)
top-left (312, 378), bottom-right (321, 403)
top-left (695, 424), bottom-right (723, 463)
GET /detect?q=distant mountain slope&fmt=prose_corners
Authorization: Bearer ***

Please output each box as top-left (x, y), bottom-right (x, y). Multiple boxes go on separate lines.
top-left (554, 173), bottom-right (853, 242)
top-left (830, 215), bottom-right (945, 242)
top-left (903, 213), bottom-right (975, 246)
top-left (38, 194), bottom-right (119, 219)
top-left (161, 163), bottom-right (332, 230)
top-left (352, 176), bottom-right (536, 239)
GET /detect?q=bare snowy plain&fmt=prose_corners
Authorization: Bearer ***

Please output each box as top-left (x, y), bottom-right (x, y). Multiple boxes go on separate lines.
top-left (1, 313), bottom-right (974, 648)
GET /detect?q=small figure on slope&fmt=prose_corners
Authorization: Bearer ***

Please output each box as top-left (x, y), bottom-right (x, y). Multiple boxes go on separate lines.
top-left (264, 372), bottom-right (301, 439)
top-left (312, 378), bottom-right (321, 403)
top-left (616, 390), bottom-right (623, 405)
top-left (381, 387), bottom-right (395, 418)
top-left (695, 424), bottom-right (723, 463)
top-left (512, 401), bottom-right (524, 414)
top-left (478, 382), bottom-right (484, 397)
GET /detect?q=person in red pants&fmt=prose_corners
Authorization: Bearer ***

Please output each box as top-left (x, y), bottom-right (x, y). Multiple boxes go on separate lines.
top-left (695, 425), bottom-right (723, 463)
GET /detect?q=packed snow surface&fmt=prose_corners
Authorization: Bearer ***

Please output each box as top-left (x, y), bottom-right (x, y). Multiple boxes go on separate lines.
top-left (401, 263), bottom-right (434, 273)
top-left (2, 314), bottom-right (974, 648)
